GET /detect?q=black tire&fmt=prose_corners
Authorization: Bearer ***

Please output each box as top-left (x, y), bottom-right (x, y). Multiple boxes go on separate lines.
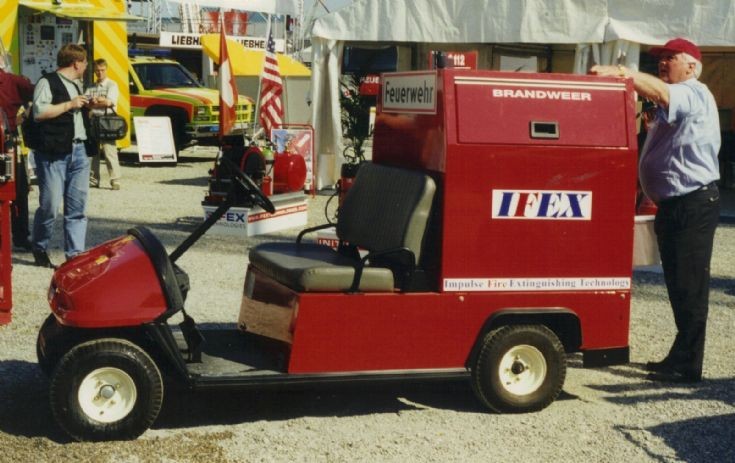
top-left (49, 338), bottom-right (163, 441)
top-left (471, 325), bottom-right (566, 413)
top-left (37, 314), bottom-right (60, 377)
top-left (36, 314), bottom-right (82, 378)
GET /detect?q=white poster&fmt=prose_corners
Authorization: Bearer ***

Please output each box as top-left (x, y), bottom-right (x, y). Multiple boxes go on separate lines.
top-left (133, 117), bottom-right (177, 163)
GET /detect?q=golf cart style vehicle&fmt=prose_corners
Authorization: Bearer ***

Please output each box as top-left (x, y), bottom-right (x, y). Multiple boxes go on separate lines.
top-left (37, 69), bottom-right (638, 441)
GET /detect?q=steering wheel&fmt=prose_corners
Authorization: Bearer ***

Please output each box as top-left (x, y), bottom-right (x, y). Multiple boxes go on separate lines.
top-left (220, 156), bottom-right (276, 214)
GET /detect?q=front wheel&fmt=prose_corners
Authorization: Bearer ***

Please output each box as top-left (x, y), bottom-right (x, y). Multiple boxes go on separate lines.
top-left (471, 325), bottom-right (566, 413)
top-left (49, 338), bottom-right (163, 441)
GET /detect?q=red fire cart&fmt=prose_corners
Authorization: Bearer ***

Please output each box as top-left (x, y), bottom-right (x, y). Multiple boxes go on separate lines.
top-left (0, 109), bottom-right (16, 325)
top-left (37, 69), bottom-right (637, 441)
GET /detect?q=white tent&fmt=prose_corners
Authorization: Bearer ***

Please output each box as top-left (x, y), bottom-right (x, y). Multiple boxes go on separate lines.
top-left (309, 0), bottom-right (735, 188)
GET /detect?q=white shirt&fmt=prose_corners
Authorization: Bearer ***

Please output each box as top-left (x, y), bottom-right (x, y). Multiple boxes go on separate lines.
top-left (85, 77), bottom-right (119, 116)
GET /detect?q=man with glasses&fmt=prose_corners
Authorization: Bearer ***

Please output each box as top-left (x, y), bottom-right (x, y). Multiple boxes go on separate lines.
top-left (30, 44), bottom-right (91, 268)
top-left (86, 58), bottom-right (122, 190)
top-left (591, 38), bottom-right (721, 383)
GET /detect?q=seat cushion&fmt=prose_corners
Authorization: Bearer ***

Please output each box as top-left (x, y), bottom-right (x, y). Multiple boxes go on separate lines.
top-left (249, 243), bottom-right (395, 292)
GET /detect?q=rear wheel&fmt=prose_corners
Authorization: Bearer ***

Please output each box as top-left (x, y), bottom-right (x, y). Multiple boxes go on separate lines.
top-left (471, 325), bottom-right (566, 413)
top-left (49, 338), bottom-right (163, 441)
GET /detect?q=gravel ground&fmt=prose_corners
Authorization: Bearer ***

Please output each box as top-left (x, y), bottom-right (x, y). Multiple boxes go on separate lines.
top-left (0, 148), bottom-right (734, 462)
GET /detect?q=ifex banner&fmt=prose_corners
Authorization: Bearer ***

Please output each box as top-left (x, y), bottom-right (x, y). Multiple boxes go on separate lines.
top-left (492, 189), bottom-right (592, 220)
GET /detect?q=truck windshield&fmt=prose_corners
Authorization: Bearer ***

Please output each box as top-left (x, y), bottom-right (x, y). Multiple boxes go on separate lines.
top-left (133, 63), bottom-right (201, 90)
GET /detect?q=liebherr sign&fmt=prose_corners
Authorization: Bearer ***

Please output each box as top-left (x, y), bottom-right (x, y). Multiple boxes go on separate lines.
top-left (381, 72), bottom-right (437, 114)
top-left (160, 31), bottom-right (285, 52)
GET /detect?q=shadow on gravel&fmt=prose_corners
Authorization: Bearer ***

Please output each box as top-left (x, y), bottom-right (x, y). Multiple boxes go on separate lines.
top-left (157, 176), bottom-right (209, 187)
top-left (615, 413), bottom-right (735, 462)
top-left (581, 365), bottom-right (735, 460)
top-left (154, 380), bottom-right (486, 432)
top-left (0, 360), bottom-right (70, 442)
top-left (585, 364), bottom-right (735, 408)
top-left (0, 359), bottom-right (513, 440)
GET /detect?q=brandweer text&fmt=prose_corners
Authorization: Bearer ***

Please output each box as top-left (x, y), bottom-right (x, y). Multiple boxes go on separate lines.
top-left (492, 88), bottom-right (592, 101)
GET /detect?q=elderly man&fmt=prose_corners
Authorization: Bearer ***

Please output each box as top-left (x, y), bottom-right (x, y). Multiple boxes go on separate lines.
top-left (591, 38), bottom-right (721, 383)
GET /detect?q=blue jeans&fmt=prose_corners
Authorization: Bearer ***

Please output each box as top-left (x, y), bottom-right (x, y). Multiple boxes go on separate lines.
top-left (32, 143), bottom-right (90, 259)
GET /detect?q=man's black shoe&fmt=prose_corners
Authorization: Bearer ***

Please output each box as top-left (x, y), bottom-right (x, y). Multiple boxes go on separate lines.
top-left (646, 367), bottom-right (701, 383)
top-left (645, 358), bottom-right (675, 372)
top-left (13, 240), bottom-right (33, 252)
top-left (32, 249), bottom-right (57, 269)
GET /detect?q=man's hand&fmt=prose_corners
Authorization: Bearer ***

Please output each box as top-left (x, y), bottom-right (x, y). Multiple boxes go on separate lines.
top-left (589, 65), bottom-right (627, 78)
top-left (68, 95), bottom-right (89, 110)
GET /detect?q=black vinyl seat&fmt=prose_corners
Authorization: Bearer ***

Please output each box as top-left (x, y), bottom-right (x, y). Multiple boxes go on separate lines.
top-left (249, 163), bottom-right (437, 292)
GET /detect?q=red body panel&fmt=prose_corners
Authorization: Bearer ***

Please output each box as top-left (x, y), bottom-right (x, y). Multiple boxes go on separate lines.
top-left (50, 236), bottom-right (167, 328)
top-left (286, 290), bottom-right (630, 374)
top-left (278, 69), bottom-right (637, 373)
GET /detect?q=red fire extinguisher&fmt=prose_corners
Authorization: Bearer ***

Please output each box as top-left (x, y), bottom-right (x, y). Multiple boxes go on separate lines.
top-left (273, 152), bottom-right (307, 194)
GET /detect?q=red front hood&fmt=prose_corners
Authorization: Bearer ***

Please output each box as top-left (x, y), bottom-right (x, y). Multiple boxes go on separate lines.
top-left (50, 234), bottom-right (168, 328)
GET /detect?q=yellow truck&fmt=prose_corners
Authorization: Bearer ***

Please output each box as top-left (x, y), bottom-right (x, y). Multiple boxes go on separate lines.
top-left (128, 53), bottom-right (254, 150)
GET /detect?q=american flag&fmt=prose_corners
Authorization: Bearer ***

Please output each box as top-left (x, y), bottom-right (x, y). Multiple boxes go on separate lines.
top-left (258, 27), bottom-right (283, 137)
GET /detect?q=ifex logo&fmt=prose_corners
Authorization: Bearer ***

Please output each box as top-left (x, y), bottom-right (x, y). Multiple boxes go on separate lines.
top-left (492, 189), bottom-right (592, 220)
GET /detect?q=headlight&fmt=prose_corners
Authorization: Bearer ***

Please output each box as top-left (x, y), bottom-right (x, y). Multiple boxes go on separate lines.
top-left (194, 106), bottom-right (208, 116)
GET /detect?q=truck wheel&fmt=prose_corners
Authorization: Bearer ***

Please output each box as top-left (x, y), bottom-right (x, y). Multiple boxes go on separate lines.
top-left (146, 108), bottom-right (186, 154)
top-left (471, 325), bottom-right (566, 413)
top-left (49, 338), bottom-right (163, 441)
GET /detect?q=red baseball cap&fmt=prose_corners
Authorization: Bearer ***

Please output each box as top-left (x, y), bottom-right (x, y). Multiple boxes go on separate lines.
top-left (649, 38), bottom-right (701, 61)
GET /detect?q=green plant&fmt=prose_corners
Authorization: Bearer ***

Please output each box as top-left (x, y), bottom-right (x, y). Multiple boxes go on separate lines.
top-left (340, 73), bottom-right (373, 165)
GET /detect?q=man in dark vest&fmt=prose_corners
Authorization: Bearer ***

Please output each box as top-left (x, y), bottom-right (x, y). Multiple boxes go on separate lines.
top-left (30, 44), bottom-right (90, 268)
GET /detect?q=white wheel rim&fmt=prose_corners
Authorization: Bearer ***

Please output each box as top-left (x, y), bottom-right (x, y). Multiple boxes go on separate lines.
top-left (498, 344), bottom-right (547, 396)
top-left (78, 367), bottom-right (137, 423)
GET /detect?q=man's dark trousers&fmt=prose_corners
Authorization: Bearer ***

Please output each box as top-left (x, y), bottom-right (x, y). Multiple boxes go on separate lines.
top-left (654, 184), bottom-right (720, 377)
top-left (12, 150), bottom-right (30, 247)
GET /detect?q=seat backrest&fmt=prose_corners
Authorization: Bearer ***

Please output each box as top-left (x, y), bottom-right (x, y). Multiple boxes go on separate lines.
top-left (337, 163), bottom-right (436, 263)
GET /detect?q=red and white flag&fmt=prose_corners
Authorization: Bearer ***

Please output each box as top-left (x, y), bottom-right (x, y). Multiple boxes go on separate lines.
top-left (258, 25), bottom-right (283, 138)
top-left (218, 18), bottom-right (238, 139)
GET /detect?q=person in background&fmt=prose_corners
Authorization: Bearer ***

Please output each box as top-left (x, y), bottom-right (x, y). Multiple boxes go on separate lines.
top-left (0, 57), bottom-right (34, 251)
top-left (30, 44), bottom-right (91, 269)
top-left (591, 38), bottom-right (720, 383)
top-left (85, 58), bottom-right (122, 190)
